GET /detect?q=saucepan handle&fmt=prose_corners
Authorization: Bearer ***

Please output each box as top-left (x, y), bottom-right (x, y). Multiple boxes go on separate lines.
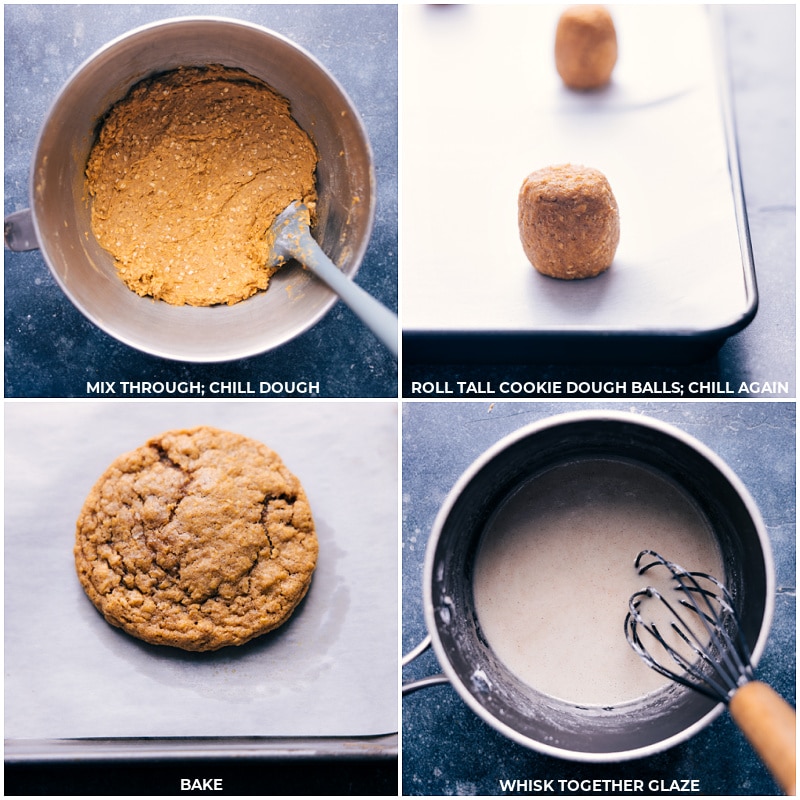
top-left (402, 633), bottom-right (449, 695)
top-left (4, 208), bottom-right (39, 251)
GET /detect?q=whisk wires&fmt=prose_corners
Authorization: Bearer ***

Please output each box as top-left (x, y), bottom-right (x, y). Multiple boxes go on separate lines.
top-left (625, 549), bottom-right (754, 703)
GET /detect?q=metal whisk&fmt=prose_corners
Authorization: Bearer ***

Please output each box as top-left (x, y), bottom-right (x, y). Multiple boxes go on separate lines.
top-left (625, 550), bottom-right (795, 795)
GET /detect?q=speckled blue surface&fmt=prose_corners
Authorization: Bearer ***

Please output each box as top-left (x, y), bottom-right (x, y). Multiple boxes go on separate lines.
top-left (402, 402), bottom-right (795, 795)
top-left (4, 4), bottom-right (398, 398)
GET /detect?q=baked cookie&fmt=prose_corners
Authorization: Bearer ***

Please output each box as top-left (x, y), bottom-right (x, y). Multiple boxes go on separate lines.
top-left (555, 5), bottom-right (618, 90)
top-left (518, 164), bottom-right (620, 280)
top-left (75, 426), bottom-right (318, 651)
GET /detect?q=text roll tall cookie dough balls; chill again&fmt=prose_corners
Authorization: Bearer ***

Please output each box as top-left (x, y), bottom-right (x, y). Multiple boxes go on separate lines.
top-left (518, 164), bottom-right (620, 280)
top-left (555, 5), bottom-right (618, 90)
top-left (74, 426), bottom-right (318, 652)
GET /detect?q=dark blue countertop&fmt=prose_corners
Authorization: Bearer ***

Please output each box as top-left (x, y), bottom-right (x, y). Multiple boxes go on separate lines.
top-left (402, 5), bottom-right (795, 401)
top-left (402, 401), bottom-right (795, 795)
top-left (4, 4), bottom-right (398, 398)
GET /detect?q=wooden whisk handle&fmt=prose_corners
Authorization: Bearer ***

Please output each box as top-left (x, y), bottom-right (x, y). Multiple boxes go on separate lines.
top-left (729, 681), bottom-right (796, 795)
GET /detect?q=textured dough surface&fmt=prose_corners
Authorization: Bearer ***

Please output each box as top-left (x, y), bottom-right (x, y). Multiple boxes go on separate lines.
top-left (555, 5), bottom-right (618, 90)
top-left (518, 163), bottom-right (620, 280)
top-left (75, 426), bottom-right (318, 651)
top-left (85, 65), bottom-right (318, 306)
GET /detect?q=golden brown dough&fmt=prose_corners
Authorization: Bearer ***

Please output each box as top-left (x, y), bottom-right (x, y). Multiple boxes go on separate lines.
top-left (555, 5), bottom-right (617, 90)
top-left (85, 65), bottom-right (318, 307)
top-left (518, 164), bottom-right (619, 280)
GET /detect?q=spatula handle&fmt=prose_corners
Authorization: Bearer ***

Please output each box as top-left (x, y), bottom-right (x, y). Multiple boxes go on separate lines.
top-left (729, 680), bottom-right (796, 795)
top-left (302, 235), bottom-right (398, 357)
top-left (271, 202), bottom-right (398, 357)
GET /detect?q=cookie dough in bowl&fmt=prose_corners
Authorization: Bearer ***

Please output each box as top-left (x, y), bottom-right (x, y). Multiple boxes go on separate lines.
top-left (518, 163), bottom-right (620, 280)
top-left (74, 426), bottom-right (318, 651)
top-left (85, 65), bottom-right (318, 307)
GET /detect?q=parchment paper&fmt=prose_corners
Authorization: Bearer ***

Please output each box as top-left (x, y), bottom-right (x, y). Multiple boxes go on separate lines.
top-left (400, 5), bottom-right (750, 336)
top-left (4, 401), bottom-right (397, 740)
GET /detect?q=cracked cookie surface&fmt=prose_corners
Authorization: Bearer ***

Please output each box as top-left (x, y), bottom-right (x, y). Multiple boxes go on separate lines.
top-left (85, 65), bottom-right (318, 306)
top-left (75, 426), bottom-right (318, 651)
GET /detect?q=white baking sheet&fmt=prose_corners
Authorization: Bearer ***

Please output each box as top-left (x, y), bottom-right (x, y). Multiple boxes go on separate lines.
top-left (400, 5), bottom-right (750, 336)
top-left (4, 401), bottom-right (398, 740)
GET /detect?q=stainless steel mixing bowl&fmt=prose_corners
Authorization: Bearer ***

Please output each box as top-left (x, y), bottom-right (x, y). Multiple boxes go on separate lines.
top-left (404, 410), bottom-right (775, 762)
top-left (5, 17), bottom-right (375, 362)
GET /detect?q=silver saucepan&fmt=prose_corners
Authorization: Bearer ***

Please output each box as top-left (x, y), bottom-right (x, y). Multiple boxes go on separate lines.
top-left (4, 17), bottom-right (375, 362)
top-left (403, 410), bottom-right (774, 762)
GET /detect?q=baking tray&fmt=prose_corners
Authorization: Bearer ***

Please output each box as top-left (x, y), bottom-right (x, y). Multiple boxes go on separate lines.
top-left (400, 5), bottom-right (756, 364)
top-left (4, 402), bottom-right (398, 761)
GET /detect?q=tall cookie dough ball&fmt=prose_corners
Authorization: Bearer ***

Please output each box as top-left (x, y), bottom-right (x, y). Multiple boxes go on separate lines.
top-left (555, 5), bottom-right (617, 90)
top-left (518, 164), bottom-right (620, 280)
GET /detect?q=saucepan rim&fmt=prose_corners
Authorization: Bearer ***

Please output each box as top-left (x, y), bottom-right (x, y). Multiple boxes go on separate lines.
top-left (417, 409), bottom-right (775, 762)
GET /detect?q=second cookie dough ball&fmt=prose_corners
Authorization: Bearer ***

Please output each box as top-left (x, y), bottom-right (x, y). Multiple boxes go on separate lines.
top-left (555, 5), bottom-right (618, 90)
top-left (518, 164), bottom-right (620, 280)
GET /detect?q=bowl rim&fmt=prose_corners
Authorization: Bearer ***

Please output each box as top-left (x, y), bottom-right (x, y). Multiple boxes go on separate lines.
top-left (28, 15), bottom-right (377, 363)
